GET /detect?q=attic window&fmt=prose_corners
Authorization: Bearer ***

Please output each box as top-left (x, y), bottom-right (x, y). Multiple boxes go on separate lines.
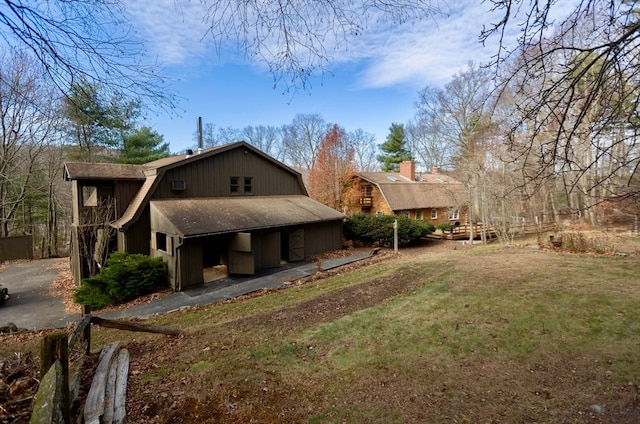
top-left (171, 180), bottom-right (186, 191)
top-left (244, 177), bottom-right (253, 193)
top-left (230, 177), bottom-right (239, 193)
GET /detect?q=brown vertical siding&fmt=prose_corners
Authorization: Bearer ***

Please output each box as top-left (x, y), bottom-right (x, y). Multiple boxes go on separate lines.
top-left (303, 221), bottom-right (343, 257)
top-left (114, 181), bottom-right (144, 219)
top-left (153, 148), bottom-right (303, 199)
top-left (123, 208), bottom-right (150, 255)
top-left (178, 240), bottom-right (203, 290)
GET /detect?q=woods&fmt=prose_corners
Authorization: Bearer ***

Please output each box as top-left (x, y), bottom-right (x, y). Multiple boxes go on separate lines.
top-left (0, 0), bottom-right (638, 259)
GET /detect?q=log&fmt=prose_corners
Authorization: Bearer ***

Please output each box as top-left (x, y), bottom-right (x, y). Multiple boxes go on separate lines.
top-left (84, 342), bottom-right (120, 424)
top-left (102, 352), bottom-right (118, 424)
top-left (90, 316), bottom-right (183, 336)
top-left (113, 349), bottom-right (130, 424)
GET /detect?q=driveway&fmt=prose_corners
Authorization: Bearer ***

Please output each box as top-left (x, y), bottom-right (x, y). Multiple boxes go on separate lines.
top-left (0, 258), bottom-right (79, 330)
top-left (0, 250), bottom-right (375, 331)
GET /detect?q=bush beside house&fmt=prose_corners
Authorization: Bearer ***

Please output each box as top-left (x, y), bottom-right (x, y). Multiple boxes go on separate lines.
top-left (74, 252), bottom-right (167, 309)
top-left (344, 214), bottom-right (434, 247)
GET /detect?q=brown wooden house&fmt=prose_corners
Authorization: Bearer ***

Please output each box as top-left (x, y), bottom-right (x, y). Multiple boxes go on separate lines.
top-left (64, 141), bottom-right (345, 291)
top-left (347, 161), bottom-right (468, 227)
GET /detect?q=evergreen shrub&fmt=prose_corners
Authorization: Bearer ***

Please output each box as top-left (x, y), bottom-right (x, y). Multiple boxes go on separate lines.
top-left (344, 214), bottom-right (434, 247)
top-left (74, 252), bottom-right (167, 309)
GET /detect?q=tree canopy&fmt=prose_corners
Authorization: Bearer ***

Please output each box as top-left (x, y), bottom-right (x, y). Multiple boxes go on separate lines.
top-left (484, 1), bottom-right (640, 202)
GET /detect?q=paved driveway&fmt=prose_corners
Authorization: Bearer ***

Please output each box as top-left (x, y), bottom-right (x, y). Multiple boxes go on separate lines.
top-left (0, 258), bottom-right (79, 330)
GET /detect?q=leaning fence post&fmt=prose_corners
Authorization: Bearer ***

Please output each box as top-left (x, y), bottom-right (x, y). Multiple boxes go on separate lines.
top-left (40, 332), bottom-right (70, 424)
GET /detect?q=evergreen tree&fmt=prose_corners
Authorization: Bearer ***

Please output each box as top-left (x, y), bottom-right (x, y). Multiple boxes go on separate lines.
top-left (377, 123), bottom-right (413, 172)
top-left (62, 81), bottom-right (140, 162)
top-left (118, 127), bottom-right (170, 164)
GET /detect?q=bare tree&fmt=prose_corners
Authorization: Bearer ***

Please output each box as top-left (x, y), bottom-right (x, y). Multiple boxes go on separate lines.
top-left (281, 113), bottom-right (330, 169)
top-left (197, 123), bottom-right (241, 148)
top-left (485, 1), bottom-right (640, 209)
top-left (413, 64), bottom-right (498, 233)
top-left (0, 50), bottom-right (59, 238)
top-left (200, 0), bottom-right (441, 92)
top-left (241, 125), bottom-right (284, 160)
top-left (349, 129), bottom-right (378, 172)
top-left (0, 0), bottom-right (174, 109)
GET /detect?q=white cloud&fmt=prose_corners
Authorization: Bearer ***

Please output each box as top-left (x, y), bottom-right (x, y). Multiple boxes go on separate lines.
top-left (126, 1), bottom-right (578, 89)
top-left (345, 2), bottom-right (501, 89)
top-left (125, 1), bottom-right (211, 65)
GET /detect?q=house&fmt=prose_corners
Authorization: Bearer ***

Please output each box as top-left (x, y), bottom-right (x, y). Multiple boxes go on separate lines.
top-left (348, 161), bottom-right (468, 226)
top-left (64, 141), bottom-right (345, 291)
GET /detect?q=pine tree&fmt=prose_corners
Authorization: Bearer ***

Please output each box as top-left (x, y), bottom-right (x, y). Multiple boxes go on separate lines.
top-left (377, 123), bottom-right (413, 171)
top-left (118, 127), bottom-right (170, 164)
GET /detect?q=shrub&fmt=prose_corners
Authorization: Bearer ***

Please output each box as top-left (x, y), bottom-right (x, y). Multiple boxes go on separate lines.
top-left (344, 214), bottom-right (434, 247)
top-left (74, 252), bottom-right (167, 309)
top-left (436, 223), bottom-right (452, 232)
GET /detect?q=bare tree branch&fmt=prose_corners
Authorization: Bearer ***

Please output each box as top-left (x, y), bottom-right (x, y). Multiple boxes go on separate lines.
top-left (0, 0), bottom-right (176, 110)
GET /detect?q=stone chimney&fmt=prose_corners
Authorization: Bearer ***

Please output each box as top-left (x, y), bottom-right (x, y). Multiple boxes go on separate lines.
top-left (399, 161), bottom-right (415, 181)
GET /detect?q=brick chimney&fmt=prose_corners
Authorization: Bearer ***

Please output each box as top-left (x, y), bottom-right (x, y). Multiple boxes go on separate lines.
top-left (431, 166), bottom-right (440, 174)
top-left (399, 161), bottom-right (415, 181)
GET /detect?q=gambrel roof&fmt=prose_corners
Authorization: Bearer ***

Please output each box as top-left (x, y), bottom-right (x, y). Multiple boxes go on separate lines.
top-left (64, 141), bottom-right (311, 231)
top-left (358, 171), bottom-right (467, 211)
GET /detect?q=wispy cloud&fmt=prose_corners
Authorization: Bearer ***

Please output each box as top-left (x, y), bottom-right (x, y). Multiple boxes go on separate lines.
top-left (348, 2), bottom-right (502, 89)
top-left (126, 1), bottom-right (574, 89)
top-left (125, 1), bottom-right (211, 66)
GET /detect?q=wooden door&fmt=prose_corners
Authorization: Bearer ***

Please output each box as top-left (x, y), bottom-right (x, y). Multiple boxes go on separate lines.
top-left (288, 229), bottom-right (304, 262)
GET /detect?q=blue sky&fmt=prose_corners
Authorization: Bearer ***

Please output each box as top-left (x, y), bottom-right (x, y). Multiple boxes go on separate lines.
top-left (123, 1), bottom-right (569, 154)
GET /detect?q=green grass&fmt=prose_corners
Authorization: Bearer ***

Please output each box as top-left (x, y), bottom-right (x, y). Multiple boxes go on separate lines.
top-left (2, 244), bottom-right (639, 423)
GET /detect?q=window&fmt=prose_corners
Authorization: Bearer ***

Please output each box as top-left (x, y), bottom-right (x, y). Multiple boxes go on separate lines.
top-left (230, 177), bottom-right (239, 193)
top-left (244, 177), bottom-right (253, 193)
top-left (171, 180), bottom-right (186, 191)
top-left (156, 232), bottom-right (167, 252)
top-left (416, 210), bottom-right (423, 220)
top-left (402, 211), bottom-right (410, 218)
top-left (361, 185), bottom-right (372, 197)
top-left (376, 211), bottom-right (384, 216)
top-left (82, 186), bottom-right (98, 207)
top-left (449, 209), bottom-right (460, 220)
top-left (431, 208), bottom-right (437, 219)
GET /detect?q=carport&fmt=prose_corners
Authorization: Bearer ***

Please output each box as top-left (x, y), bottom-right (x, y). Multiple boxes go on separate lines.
top-left (149, 195), bottom-right (345, 290)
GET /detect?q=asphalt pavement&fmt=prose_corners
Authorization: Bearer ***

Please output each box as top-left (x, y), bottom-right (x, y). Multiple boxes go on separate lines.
top-left (0, 258), bottom-right (78, 330)
top-left (0, 252), bottom-right (372, 330)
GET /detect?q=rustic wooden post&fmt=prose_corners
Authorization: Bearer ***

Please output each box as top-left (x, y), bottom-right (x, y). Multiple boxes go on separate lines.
top-left (40, 332), bottom-right (70, 424)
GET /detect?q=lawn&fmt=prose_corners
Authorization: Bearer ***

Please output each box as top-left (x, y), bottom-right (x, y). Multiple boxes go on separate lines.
top-left (2, 235), bottom-right (640, 423)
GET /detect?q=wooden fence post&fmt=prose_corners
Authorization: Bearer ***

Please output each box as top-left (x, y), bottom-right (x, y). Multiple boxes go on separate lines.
top-left (40, 332), bottom-right (70, 424)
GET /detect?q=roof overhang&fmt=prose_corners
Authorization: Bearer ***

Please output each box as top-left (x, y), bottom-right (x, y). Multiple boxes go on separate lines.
top-left (150, 195), bottom-right (345, 238)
